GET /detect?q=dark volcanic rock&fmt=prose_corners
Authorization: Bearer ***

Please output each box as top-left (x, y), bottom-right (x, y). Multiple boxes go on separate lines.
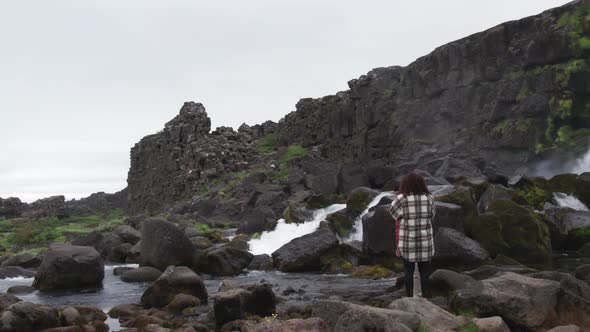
top-left (213, 282), bottom-right (276, 326)
top-left (201, 246), bottom-right (253, 276)
top-left (65, 189), bottom-right (127, 216)
top-left (127, 102), bottom-right (262, 214)
top-left (0, 197), bottom-right (26, 219)
top-left (0, 301), bottom-right (59, 332)
top-left (140, 219), bottom-right (195, 270)
top-left (114, 225), bottom-right (141, 245)
top-left (433, 227), bottom-right (490, 269)
top-left (121, 267), bottom-right (162, 283)
top-left (32, 244), bottom-right (104, 291)
top-left (362, 205), bottom-right (395, 256)
top-left (247, 254), bottom-right (273, 271)
top-left (433, 201), bottom-right (465, 233)
top-left (23, 196), bottom-right (68, 219)
top-left (0, 267), bottom-right (36, 279)
top-left (140, 266), bottom-right (208, 307)
top-left (272, 221), bottom-right (339, 272)
top-left (1, 253), bottom-right (42, 269)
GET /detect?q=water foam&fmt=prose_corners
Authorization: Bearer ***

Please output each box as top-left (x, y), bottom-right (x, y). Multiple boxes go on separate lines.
top-left (345, 192), bottom-right (395, 242)
top-left (553, 192), bottom-right (589, 211)
top-left (573, 147), bottom-right (590, 174)
top-left (248, 204), bottom-right (346, 255)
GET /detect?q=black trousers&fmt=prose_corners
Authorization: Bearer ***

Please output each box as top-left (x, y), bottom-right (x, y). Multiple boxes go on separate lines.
top-left (403, 259), bottom-right (431, 297)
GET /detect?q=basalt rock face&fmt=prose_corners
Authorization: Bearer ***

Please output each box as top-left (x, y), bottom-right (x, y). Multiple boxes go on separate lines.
top-left (127, 2), bottom-right (590, 214)
top-left (0, 197), bottom-right (26, 219)
top-left (275, 1), bottom-right (590, 175)
top-left (65, 189), bottom-right (128, 216)
top-left (127, 102), bottom-right (273, 214)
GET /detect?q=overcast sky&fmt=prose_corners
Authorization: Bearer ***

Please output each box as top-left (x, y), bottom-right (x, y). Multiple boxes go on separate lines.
top-left (0, 0), bottom-right (570, 202)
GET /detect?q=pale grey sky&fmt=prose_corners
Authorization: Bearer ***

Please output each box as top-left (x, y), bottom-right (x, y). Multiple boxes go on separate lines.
top-left (0, 0), bottom-right (570, 202)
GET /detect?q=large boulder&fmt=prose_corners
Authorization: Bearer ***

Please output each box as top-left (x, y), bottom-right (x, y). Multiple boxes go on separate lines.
top-left (433, 227), bottom-right (490, 269)
top-left (465, 200), bottom-right (551, 264)
top-left (362, 205), bottom-right (395, 255)
top-left (433, 201), bottom-right (465, 233)
top-left (476, 184), bottom-right (515, 214)
top-left (121, 267), bottom-right (162, 283)
top-left (561, 212), bottom-right (590, 250)
top-left (1, 253), bottom-right (42, 269)
top-left (388, 297), bottom-right (466, 331)
top-left (32, 244), bottom-right (104, 291)
top-left (311, 300), bottom-right (420, 332)
top-left (247, 254), bottom-right (273, 271)
top-left (114, 225), bottom-right (141, 245)
top-left (576, 173), bottom-right (590, 208)
top-left (326, 210), bottom-right (355, 238)
top-left (575, 264), bottom-right (590, 285)
top-left (272, 221), bottom-right (339, 272)
top-left (346, 187), bottom-right (379, 216)
top-left (213, 282), bottom-right (276, 326)
top-left (141, 219), bottom-right (195, 270)
top-left (450, 272), bottom-right (590, 330)
top-left (0, 301), bottom-right (59, 332)
top-left (201, 246), bottom-right (253, 276)
top-left (140, 266), bottom-right (208, 307)
top-left (237, 206), bottom-right (278, 235)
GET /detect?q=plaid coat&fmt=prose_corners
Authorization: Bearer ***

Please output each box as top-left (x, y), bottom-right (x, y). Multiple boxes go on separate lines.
top-left (389, 193), bottom-right (436, 262)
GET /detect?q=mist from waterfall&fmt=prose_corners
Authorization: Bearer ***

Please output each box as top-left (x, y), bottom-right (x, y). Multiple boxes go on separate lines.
top-left (572, 147), bottom-right (590, 174)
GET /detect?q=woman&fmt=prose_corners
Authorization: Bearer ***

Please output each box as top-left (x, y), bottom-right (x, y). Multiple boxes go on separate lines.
top-left (389, 172), bottom-right (435, 298)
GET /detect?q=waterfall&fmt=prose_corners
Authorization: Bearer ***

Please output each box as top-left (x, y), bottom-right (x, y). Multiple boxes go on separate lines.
top-left (345, 192), bottom-right (395, 242)
top-left (553, 192), bottom-right (589, 212)
top-left (248, 204), bottom-right (346, 256)
top-left (572, 147), bottom-right (590, 174)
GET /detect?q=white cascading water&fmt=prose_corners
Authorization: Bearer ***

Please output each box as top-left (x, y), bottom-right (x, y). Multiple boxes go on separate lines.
top-left (248, 204), bottom-right (346, 255)
top-left (345, 192), bottom-right (395, 242)
top-left (573, 147), bottom-right (590, 174)
top-left (553, 192), bottom-right (589, 212)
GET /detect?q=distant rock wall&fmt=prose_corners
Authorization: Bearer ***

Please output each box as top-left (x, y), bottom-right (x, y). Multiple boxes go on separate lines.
top-left (126, 1), bottom-right (590, 214)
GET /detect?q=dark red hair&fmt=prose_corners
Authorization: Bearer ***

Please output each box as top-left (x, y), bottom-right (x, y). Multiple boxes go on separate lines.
top-left (399, 172), bottom-right (430, 195)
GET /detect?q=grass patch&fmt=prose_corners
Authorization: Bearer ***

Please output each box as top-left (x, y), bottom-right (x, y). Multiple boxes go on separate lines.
top-left (257, 134), bottom-right (277, 155)
top-left (458, 321), bottom-right (479, 332)
top-left (195, 223), bottom-right (211, 233)
top-left (0, 209), bottom-right (127, 252)
top-left (279, 144), bottom-right (307, 169)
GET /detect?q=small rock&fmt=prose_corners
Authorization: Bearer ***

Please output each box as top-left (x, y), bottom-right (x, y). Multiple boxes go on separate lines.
top-left (121, 267), bottom-right (162, 283)
top-left (7, 286), bottom-right (35, 295)
top-left (473, 316), bottom-right (511, 332)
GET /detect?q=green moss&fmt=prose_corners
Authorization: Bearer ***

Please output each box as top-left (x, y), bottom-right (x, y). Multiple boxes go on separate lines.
top-left (205, 230), bottom-right (228, 243)
top-left (557, 5), bottom-right (590, 55)
top-left (417, 323), bottom-right (432, 332)
top-left (279, 144), bottom-right (308, 167)
top-left (516, 84), bottom-right (532, 102)
top-left (346, 190), bottom-right (377, 216)
top-left (351, 265), bottom-right (392, 279)
top-left (320, 254), bottom-right (354, 274)
top-left (437, 188), bottom-right (477, 216)
top-left (548, 174), bottom-right (578, 194)
top-left (568, 227), bottom-right (590, 250)
top-left (195, 223), bottom-right (211, 233)
top-left (326, 211), bottom-right (353, 238)
top-left (458, 321), bottom-right (479, 332)
top-left (257, 134), bottom-right (277, 155)
top-left (513, 177), bottom-right (552, 209)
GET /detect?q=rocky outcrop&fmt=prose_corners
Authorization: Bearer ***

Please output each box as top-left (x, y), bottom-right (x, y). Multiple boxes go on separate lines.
top-left (23, 196), bottom-right (69, 219)
top-left (32, 244), bottom-right (104, 291)
top-left (65, 189), bottom-right (127, 216)
top-left (127, 102), bottom-right (265, 214)
top-left (125, 2), bottom-right (590, 215)
top-left (0, 197), bottom-right (26, 219)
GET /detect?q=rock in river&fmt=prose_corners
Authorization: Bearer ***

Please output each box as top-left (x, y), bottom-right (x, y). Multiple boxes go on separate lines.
top-left (140, 219), bottom-right (195, 270)
top-left (32, 244), bottom-right (104, 291)
top-left (140, 266), bottom-right (208, 307)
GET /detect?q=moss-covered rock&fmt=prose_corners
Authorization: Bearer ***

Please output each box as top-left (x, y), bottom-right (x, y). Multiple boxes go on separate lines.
top-left (576, 173), bottom-right (590, 208)
top-left (372, 255), bottom-right (404, 272)
top-left (437, 187), bottom-right (477, 216)
top-left (283, 203), bottom-right (314, 224)
top-left (320, 253), bottom-right (354, 274)
top-left (548, 173), bottom-right (578, 194)
top-left (351, 265), bottom-right (392, 279)
top-left (466, 200), bottom-right (551, 265)
top-left (205, 230), bottom-right (228, 244)
top-left (512, 177), bottom-right (552, 209)
top-left (346, 187), bottom-right (379, 216)
top-left (568, 227), bottom-right (590, 250)
top-left (326, 211), bottom-right (354, 238)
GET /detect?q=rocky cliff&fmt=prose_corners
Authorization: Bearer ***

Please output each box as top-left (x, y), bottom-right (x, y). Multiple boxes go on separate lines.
top-left (127, 1), bottom-right (590, 215)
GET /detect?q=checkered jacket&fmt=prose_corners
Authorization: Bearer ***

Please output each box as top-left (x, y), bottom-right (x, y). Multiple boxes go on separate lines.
top-left (389, 193), bottom-right (436, 262)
